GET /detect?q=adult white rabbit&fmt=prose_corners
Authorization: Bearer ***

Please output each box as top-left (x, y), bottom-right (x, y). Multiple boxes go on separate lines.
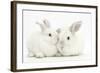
top-left (57, 21), bottom-right (83, 56)
top-left (27, 19), bottom-right (58, 58)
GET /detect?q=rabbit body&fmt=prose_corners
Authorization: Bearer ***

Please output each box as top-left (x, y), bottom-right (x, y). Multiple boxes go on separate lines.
top-left (27, 32), bottom-right (58, 57)
top-left (27, 19), bottom-right (58, 58)
top-left (57, 21), bottom-right (83, 56)
top-left (57, 33), bottom-right (83, 56)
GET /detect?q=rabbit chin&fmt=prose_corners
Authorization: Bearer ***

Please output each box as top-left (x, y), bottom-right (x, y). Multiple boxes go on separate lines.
top-left (61, 46), bottom-right (82, 56)
top-left (44, 38), bottom-right (57, 45)
top-left (46, 36), bottom-right (58, 45)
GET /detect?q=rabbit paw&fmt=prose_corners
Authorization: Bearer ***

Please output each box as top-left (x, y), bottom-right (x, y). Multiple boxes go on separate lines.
top-left (35, 52), bottom-right (44, 58)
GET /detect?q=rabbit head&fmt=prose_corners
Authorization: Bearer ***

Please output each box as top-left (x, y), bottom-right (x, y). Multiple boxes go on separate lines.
top-left (36, 19), bottom-right (58, 45)
top-left (57, 21), bottom-right (82, 49)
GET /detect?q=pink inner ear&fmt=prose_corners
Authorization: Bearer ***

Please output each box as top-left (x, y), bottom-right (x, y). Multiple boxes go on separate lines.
top-left (74, 24), bottom-right (81, 32)
top-left (70, 21), bottom-right (81, 33)
top-left (43, 19), bottom-right (50, 28)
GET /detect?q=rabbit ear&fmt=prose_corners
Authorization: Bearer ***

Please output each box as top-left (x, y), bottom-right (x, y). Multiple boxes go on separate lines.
top-left (43, 19), bottom-right (50, 28)
top-left (36, 19), bottom-right (50, 32)
top-left (56, 28), bottom-right (61, 33)
top-left (36, 22), bottom-right (46, 32)
top-left (70, 21), bottom-right (82, 34)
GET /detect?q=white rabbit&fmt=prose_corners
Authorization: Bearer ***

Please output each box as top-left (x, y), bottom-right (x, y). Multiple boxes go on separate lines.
top-left (27, 19), bottom-right (58, 58)
top-left (57, 21), bottom-right (83, 56)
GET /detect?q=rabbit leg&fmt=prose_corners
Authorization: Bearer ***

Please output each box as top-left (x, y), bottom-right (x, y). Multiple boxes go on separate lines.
top-left (35, 52), bottom-right (45, 58)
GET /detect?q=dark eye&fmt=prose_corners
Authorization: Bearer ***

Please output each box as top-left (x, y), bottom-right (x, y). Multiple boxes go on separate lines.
top-left (49, 33), bottom-right (52, 37)
top-left (67, 36), bottom-right (70, 40)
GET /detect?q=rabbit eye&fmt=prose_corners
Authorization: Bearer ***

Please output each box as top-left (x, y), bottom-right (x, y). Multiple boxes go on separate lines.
top-left (67, 36), bottom-right (70, 40)
top-left (49, 33), bottom-right (52, 37)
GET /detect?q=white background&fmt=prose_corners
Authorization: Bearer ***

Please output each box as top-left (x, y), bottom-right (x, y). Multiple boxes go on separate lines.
top-left (17, 3), bottom-right (96, 69)
top-left (0, 0), bottom-right (99, 73)
top-left (21, 4), bottom-right (95, 64)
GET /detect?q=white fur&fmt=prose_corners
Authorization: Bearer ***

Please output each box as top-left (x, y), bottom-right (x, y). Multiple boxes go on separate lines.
top-left (27, 19), bottom-right (58, 58)
top-left (57, 21), bottom-right (83, 56)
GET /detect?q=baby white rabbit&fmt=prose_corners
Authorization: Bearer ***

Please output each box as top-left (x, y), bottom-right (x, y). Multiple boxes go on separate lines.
top-left (57, 21), bottom-right (83, 56)
top-left (27, 19), bottom-right (58, 58)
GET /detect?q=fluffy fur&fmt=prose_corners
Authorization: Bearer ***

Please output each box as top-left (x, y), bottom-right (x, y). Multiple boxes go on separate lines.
top-left (27, 19), bottom-right (58, 58)
top-left (57, 21), bottom-right (83, 56)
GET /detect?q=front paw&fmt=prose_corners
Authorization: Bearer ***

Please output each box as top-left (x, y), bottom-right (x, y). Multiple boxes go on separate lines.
top-left (35, 52), bottom-right (44, 58)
